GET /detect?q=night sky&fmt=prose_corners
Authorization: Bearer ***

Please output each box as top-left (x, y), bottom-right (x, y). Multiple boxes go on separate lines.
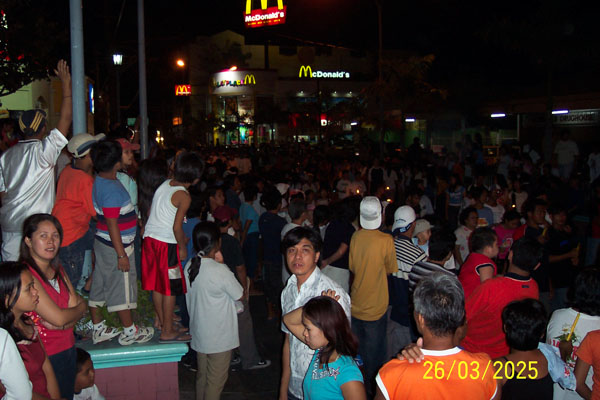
top-left (40, 0), bottom-right (600, 120)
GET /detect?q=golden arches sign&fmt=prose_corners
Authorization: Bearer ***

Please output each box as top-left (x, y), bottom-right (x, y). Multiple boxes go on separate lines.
top-left (244, 74), bottom-right (256, 85)
top-left (244, 0), bottom-right (286, 28)
top-left (298, 65), bottom-right (313, 78)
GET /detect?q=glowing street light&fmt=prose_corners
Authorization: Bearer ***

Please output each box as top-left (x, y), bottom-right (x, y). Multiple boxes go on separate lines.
top-left (229, 65), bottom-right (238, 71)
top-left (176, 59), bottom-right (185, 68)
top-left (491, 113), bottom-right (506, 118)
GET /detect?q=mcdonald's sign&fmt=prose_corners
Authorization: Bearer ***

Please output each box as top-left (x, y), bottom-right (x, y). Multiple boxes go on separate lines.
top-left (244, 0), bottom-right (286, 28)
top-left (299, 65), bottom-right (350, 79)
top-left (213, 74), bottom-right (257, 88)
top-left (175, 84), bottom-right (191, 96)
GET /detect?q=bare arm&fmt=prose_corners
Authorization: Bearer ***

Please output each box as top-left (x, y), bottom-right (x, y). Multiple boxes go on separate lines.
top-left (574, 357), bottom-right (592, 400)
top-left (241, 219), bottom-right (252, 246)
top-left (454, 245), bottom-right (464, 266)
top-left (279, 334), bottom-right (291, 400)
top-left (282, 307), bottom-right (306, 346)
top-left (320, 243), bottom-right (349, 269)
top-left (235, 264), bottom-right (249, 300)
top-left (41, 351), bottom-right (60, 399)
top-left (341, 381), bottom-right (366, 400)
top-left (105, 217), bottom-right (129, 272)
top-left (54, 60), bottom-right (72, 137)
top-left (32, 275), bottom-right (86, 327)
top-left (478, 265), bottom-right (495, 283)
top-left (172, 190), bottom-right (191, 261)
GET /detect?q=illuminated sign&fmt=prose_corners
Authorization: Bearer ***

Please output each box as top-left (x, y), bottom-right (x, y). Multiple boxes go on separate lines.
top-left (298, 65), bottom-right (350, 79)
top-left (173, 117), bottom-right (182, 126)
top-left (175, 84), bottom-right (191, 96)
top-left (88, 83), bottom-right (94, 114)
top-left (244, 0), bottom-right (286, 28)
top-left (213, 74), bottom-right (256, 88)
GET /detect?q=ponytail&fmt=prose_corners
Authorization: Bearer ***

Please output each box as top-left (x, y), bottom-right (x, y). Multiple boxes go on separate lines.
top-left (188, 250), bottom-right (206, 285)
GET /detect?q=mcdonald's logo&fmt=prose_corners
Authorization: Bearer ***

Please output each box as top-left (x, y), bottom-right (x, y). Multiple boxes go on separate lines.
top-left (244, 74), bottom-right (256, 85)
top-left (175, 84), bottom-right (191, 96)
top-left (298, 65), bottom-right (351, 79)
top-left (299, 65), bottom-right (313, 78)
top-left (244, 0), bottom-right (286, 28)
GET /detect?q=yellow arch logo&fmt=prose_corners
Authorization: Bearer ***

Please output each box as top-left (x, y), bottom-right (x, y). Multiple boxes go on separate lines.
top-left (299, 65), bottom-right (313, 78)
top-left (244, 74), bottom-right (256, 85)
top-left (246, 0), bottom-right (284, 14)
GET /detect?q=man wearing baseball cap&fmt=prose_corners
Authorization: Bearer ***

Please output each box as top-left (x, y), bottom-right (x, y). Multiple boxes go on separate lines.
top-left (388, 205), bottom-right (426, 359)
top-left (348, 196), bottom-right (398, 396)
top-left (0, 60), bottom-right (72, 260)
top-left (52, 133), bottom-right (105, 286)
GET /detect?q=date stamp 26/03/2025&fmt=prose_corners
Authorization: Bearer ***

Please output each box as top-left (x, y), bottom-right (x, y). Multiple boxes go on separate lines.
top-left (422, 360), bottom-right (539, 381)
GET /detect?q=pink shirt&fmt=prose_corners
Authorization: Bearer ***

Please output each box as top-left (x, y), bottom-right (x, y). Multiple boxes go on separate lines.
top-left (27, 266), bottom-right (75, 356)
top-left (493, 224), bottom-right (516, 260)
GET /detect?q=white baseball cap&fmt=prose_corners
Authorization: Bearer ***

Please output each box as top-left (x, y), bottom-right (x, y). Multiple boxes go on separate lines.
top-left (359, 196), bottom-right (382, 230)
top-left (392, 206), bottom-right (416, 233)
top-left (67, 133), bottom-right (106, 158)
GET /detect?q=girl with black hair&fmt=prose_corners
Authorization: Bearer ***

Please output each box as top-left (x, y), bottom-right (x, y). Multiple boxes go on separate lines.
top-left (283, 291), bottom-right (365, 400)
top-left (0, 261), bottom-right (62, 399)
top-left (184, 221), bottom-right (243, 400)
top-left (19, 214), bottom-right (87, 400)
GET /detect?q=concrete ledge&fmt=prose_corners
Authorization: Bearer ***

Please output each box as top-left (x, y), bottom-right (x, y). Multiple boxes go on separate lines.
top-left (78, 336), bottom-right (188, 369)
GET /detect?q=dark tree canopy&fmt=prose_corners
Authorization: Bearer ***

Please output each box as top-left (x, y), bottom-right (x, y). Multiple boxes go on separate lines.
top-left (0, 1), bottom-right (67, 97)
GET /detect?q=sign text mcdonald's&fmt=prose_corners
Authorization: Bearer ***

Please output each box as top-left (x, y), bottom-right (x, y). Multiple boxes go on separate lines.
top-left (213, 74), bottom-right (257, 88)
top-left (175, 84), bottom-right (192, 96)
top-left (298, 65), bottom-right (350, 79)
top-left (244, 0), bottom-right (286, 28)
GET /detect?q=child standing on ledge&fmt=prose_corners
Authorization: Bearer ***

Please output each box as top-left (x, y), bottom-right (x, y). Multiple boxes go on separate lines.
top-left (142, 151), bottom-right (204, 343)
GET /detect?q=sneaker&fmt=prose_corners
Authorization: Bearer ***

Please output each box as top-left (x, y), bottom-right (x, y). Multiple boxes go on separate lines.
top-left (245, 359), bottom-right (272, 370)
top-left (118, 326), bottom-right (154, 346)
top-left (93, 324), bottom-right (121, 344)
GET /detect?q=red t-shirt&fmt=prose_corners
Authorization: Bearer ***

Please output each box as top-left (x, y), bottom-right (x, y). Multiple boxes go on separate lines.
top-left (52, 165), bottom-right (96, 247)
top-left (17, 328), bottom-right (50, 398)
top-left (576, 329), bottom-right (600, 400)
top-left (462, 273), bottom-right (539, 359)
top-left (458, 253), bottom-right (497, 299)
top-left (27, 266), bottom-right (75, 356)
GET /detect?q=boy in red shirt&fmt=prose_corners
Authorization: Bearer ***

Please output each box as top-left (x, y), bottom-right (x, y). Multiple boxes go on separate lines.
top-left (461, 238), bottom-right (543, 359)
top-left (458, 227), bottom-right (499, 299)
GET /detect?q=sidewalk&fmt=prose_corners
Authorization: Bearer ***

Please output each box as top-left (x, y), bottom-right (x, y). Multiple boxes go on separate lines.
top-left (179, 294), bottom-right (284, 399)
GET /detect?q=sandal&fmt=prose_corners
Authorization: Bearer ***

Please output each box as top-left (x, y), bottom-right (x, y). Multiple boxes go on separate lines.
top-left (159, 332), bottom-right (191, 344)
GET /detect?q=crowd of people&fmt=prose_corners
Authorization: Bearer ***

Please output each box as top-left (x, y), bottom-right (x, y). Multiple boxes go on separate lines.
top-left (1, 60), bottom-right (600, 400)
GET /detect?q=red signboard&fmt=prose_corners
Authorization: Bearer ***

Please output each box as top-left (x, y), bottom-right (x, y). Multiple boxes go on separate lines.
top-left (244, 5), bottom-right (286, 28)
top-left (175, 84), bottom-right (191, 96)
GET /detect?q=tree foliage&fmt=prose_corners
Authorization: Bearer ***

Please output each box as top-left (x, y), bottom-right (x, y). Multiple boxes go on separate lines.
top-left (0, 1), bottom-right (67, 97)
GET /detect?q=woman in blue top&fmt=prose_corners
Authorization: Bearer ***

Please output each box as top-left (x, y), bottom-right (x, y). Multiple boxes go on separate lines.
top-left (283, 291), bottom-right (366, 400)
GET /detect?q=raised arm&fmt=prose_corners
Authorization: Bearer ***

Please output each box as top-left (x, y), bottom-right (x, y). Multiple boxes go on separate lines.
top-left (54, 60), bottom-right (72, 137)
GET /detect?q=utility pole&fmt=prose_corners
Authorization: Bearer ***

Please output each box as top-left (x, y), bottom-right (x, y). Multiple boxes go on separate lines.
top-left (138, 0), bottom-right (149, 159)
top-left (69, 0), bottom-right (86, 134)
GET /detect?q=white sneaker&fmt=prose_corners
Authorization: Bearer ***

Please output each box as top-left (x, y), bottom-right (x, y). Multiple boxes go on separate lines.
top-left (93, 324), bottom-right (121, 344)
top-left (118, 326), bottom-right (154, 346)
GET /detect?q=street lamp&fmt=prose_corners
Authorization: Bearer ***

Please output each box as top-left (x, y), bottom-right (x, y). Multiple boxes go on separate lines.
top-left (176, 59), bottom-right (185, 68)
top-left (113, 53), bottom-right (123, 124)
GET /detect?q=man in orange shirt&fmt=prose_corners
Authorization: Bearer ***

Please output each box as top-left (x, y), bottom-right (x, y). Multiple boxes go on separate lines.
top-left (52, 133), bottom-right (105, 287)
top-left (375, 273), bottom-right (499, 400)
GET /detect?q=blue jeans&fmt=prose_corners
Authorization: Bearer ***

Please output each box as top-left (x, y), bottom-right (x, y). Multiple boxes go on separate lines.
top-left (49, 345), bottom-right (77, 400)
top-left (352, 313), bottom-right (388, 397)
top-left (58, 226), bottom-right (94, 289)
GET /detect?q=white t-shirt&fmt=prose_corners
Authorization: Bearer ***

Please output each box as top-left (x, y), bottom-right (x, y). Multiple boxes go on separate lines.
top-left (454, 226), bottom-right (473, 264)
top-left (546, 307), bottom-right (600, 400)
top-left (0, 327), bottom-right (32, 400)
top-left (485, 204), bottom-right (505, 225)
top-left (184, 258), bottom-right (243, 354)
top-left (419, 195), bottom-right (434, 217)
top-left (74, 384), bottom-right (105, 400)
top-left (554, 140), bottom-right (579, 165)
top-left (588, 153), bottom-right (600, 183)
top-left (280, 267), bottom-right (351, 399)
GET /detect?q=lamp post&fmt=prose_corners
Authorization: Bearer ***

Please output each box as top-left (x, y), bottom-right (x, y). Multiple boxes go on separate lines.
top-left (113, 53), bottom-right (123, 124)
